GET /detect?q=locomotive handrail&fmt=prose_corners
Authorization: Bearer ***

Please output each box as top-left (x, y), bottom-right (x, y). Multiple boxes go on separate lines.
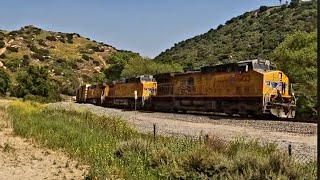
top-left (263, 83), bottom-right (281, 109)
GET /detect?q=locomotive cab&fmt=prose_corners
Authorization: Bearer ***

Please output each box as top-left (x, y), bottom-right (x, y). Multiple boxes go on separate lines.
top-left (237, 59), bottom-right (296, 118)
top-left (238, 59), bottom-right (277, 72)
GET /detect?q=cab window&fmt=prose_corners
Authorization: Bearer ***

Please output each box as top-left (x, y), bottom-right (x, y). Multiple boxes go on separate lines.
top-left (253, 62), bottom-right (269, 70)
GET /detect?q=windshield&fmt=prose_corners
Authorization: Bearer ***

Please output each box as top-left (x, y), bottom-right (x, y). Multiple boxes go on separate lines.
top-left (253, 62), bottom-right (269, 70)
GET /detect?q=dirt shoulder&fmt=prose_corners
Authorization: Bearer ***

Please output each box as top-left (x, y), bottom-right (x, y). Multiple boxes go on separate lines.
top-left (0, 100), bottom-right (88, 180)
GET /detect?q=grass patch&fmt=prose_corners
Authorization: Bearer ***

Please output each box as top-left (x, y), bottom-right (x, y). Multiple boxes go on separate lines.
top-left (5, 101), bottom-right (317, 179)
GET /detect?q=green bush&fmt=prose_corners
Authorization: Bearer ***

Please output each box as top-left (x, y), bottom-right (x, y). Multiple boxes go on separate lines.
top-left (46, 35), bottom-right (57, 41)
top-left (10, 65), bottom-right (56, 99)
top-left (7, 46), bottom-right (19, 52)
top-left (30, 46), bottom-right (49, 56)
top-left (0, 69), bottom-right (11, 95)
top-left (82, 54), bottom-right (90, 61)
top-left (0, 41), bottom-right (5, 48)
top-left (31, 53), bottom-right (45, 61)
top-left (0, 54), bottom-right (6, 59)
top-left (259, 6), bottom-right (268, 12)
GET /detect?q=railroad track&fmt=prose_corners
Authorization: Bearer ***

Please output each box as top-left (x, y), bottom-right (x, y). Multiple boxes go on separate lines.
top-left (121, 108), bottom-right (317, 124)
top-left (48, 102), bottom-right (317, 135)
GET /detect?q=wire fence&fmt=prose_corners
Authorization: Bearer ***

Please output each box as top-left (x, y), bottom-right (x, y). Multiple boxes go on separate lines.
top-left (139, 123), bottom-right (317, 164)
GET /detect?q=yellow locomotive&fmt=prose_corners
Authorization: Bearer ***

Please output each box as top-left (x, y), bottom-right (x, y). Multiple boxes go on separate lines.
top-left (104, 75), bottom-right (157, 108)
top-left (76, 59), bottom-right (296, 118)
top-left (86, 84), bottom-right (108, 105)
top-left (76, 75), bottom-right (157, 109)
top-left (152, 59), bottom-right (295, 118)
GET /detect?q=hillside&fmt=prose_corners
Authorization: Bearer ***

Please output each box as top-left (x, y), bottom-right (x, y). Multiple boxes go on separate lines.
top-left (154, 2), bottom-right (317, 68)
top-left (0, 25), bottom-right (140, 96)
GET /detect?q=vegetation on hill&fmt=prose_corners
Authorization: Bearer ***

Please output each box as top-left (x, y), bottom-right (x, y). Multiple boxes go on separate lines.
top-left (0, 69), bottom-right (10, 95)
top-left (153, 1), bottom-right (317, 118)
top-left (273, 31), bottom-right (317, 118)
top-left (154, 1), bottom-right (317, 69)
top-left (95, 51), bottom-right (183, 84)
top-left (0, 26), bottom-right (148, 101)
top-left (5, 101), bottom-right (317, 179)
top-left (0, 26), bottom-right (182, 101)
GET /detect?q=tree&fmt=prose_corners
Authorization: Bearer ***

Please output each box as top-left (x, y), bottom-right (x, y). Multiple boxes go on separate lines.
top-left (104, 51), bottom-right (141, 81)
top-left (259, 6), bottom-right (268, 12)
top-left (0, 69), bottom-right (10, 95)
top-left (10, 66), bottom-right (52, 98)
top-left (121, 57), bottom-right (183, 78)
top-left (289, 0), bottom-right (300, 7)
top-left (272, 31), bottom-right (317, 117)
top-left (92, 73), bottom-right (106, 84)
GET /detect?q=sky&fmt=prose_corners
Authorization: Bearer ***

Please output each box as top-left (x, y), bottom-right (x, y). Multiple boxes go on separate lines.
top-left (0, 0), bottom-right (281, 58)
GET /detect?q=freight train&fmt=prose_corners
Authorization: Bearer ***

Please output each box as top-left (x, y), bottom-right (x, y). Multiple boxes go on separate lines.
top-left (76, 59), bottom-right (296, 118)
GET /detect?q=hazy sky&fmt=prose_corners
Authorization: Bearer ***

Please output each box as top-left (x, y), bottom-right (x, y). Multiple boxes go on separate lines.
top-left (0, 0), bottom-right (281, 58)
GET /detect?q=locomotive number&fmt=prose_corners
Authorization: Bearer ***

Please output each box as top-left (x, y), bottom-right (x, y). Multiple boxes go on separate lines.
top-left (230, 74), bottom-right (250, 82)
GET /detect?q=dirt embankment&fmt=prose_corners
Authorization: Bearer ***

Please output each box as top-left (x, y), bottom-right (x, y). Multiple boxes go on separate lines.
top-left (0, 100), bottom-right (88, 180)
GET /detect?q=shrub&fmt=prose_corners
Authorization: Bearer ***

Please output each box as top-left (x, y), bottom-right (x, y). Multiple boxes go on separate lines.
top-left (46, 35), bottom-right (57, 41)
top-left (115, 139), bottom-right (148, 157)
top-left (0, 54), bottom-right (6, 59)
top-left (59, 38), bottom-right (65, 43)
top-left (56, 58), bottom-right (66, 64)
top-left (289, 0), bottom-right (300, 8)
top-left (281, 4), bottom-right (287, 10)
top-left (30, 46), bottom-right (49, 56)
top-left (225, 17), bottom-right (238, 25)
top-left (0, 41), bottom-right (5, 48)
top-left (8, 31), bottom-right (18, 37)
top-left (0, 69), bottom-right (11, 95)
top-left (217, 24), bottom-right (223, 30)
top-left (22, 55), bottom-right (30, 66)
top-left (82, 54), bottom-right (90, 61)
top-left (66, 33), bottom-right (73, 40)
top-left (259, 6), bottom-right (268, 12)
top-left (31, 53), bottom-right (45, 61)
top-left (93, 60), bottom-right (100, 66)
top-left (7, 46), bottom-right (19, 52)
top-left (10, 65), bottom-right (53, 98)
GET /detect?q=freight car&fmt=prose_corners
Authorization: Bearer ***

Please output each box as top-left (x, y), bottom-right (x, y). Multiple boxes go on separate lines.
top-left (76, 59), bottom-right (296, 118)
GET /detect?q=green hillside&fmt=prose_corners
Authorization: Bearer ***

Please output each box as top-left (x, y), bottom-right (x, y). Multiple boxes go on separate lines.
top-left (0, 25), bottom-right (182, 101)
top-left (0, 25), bottom-right (141, 98)
top-left (154, 2), bottom-right (317, 69)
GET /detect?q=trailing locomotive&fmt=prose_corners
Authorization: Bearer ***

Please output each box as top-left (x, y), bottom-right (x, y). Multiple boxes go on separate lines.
top-left (76, 59), bottom-right (296, 118)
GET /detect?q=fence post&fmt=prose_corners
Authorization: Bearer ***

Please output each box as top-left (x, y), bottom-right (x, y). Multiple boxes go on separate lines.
top-left (204, 134), bottom-right (209, 144)
top-left (153, 124), bottom-right (156, 142)
top-left (288, 144), bottom-right (292, 156)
